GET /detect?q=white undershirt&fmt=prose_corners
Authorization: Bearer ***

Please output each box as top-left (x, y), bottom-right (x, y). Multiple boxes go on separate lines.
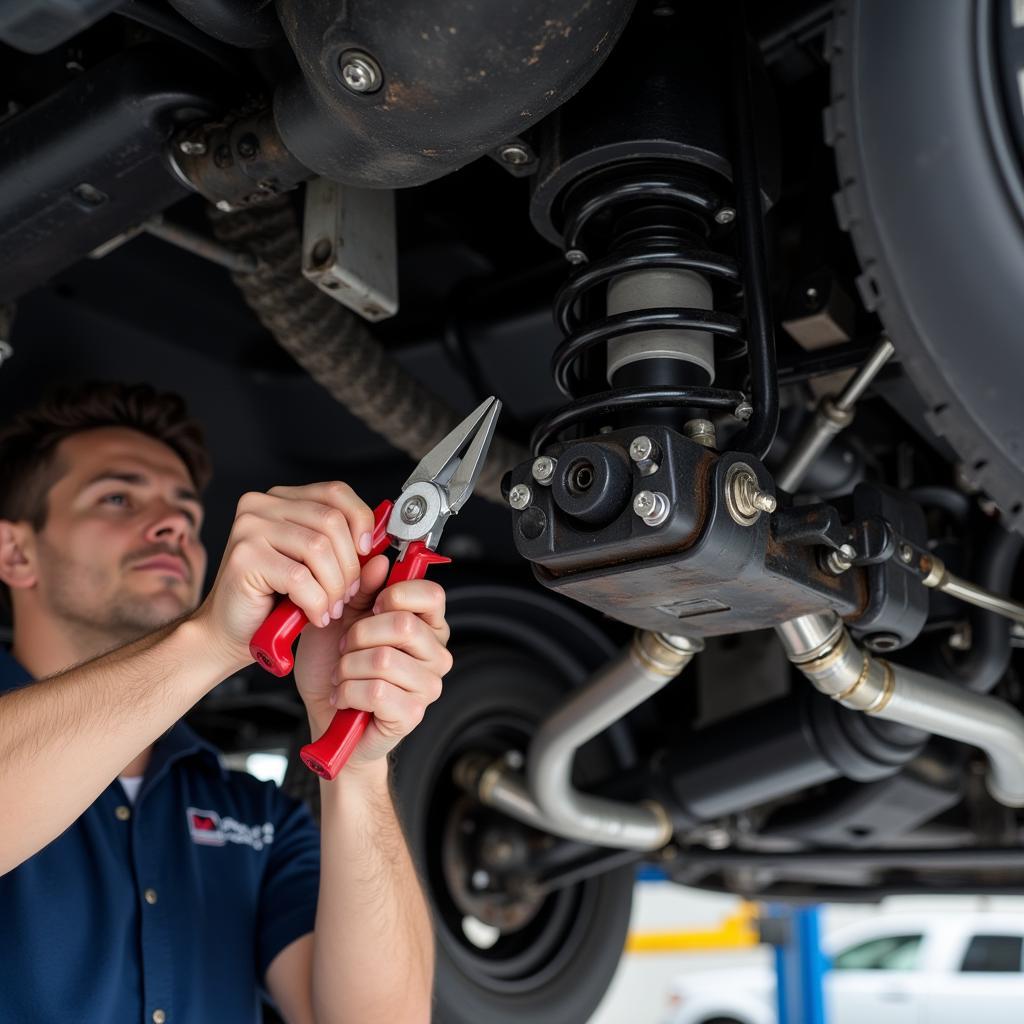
top-left (119, 775), bottom-right (143, 805)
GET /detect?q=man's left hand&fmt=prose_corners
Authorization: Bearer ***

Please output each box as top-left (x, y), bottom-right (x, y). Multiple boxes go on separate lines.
top-left (293, 557), bottom-right (453, 771)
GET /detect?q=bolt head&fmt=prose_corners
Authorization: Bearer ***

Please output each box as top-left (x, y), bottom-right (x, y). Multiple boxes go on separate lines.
top-left (340, 52), bottom-right (382, 94)
top-left (634, 491), bottom-right (655, 516)
top-left (564, 248), bottom-right (588, 265)
top-left (400, 495), bottom-right (428, 525)
top-left (508, 484), bottom-right (532, 510)
top-left (178, 138), bottom-right (207, 156)
top-left (899, 542), bottom-right (914, 564)
top-left (733, 400), bottom-right (753, 421)
top-left (715, 207), bottom-right (736, 225)
top-left (531, 456), bottom-right (556, 485)
top-left (629, 435), bottom-right (654, 463)
top-left (471, 869), bottom-right (490, 890)
top-left (499, 144), bottom-right (531, 166)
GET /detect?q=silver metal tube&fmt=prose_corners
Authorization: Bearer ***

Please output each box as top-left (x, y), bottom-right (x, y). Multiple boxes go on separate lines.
top-left (775, 336), bottom-right (895, 492)
top-left (778, 612), bottom-right (1024, 807)
top-left (938, 572), bottom-right (1024, 627)
top-left (834, 336), bottom-right (897, 412)
top-left (473, 630), bottom-right (702, 850)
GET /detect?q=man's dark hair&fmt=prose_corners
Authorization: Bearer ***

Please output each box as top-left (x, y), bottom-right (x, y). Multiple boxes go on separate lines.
top-left (0, 380), bottom-right (211, 532)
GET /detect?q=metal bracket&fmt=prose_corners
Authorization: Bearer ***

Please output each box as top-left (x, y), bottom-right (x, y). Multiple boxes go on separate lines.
top-left (301, 177), bottom-right (398, 322)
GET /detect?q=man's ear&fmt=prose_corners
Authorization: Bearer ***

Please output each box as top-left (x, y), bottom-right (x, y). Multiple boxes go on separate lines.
top-left (0, 521), bottom-right (37, 592)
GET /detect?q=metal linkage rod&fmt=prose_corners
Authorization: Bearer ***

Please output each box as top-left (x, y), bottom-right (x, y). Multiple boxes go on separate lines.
top-left (776, 335), bottom-right (895, 492)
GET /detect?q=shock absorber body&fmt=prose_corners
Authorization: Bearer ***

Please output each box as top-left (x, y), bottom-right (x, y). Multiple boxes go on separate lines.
top-left (507, 2), bottom-right (890, 641)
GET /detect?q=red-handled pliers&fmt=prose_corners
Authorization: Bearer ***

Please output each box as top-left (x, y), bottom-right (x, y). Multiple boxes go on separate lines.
top-left (249, 395), bottom-right (501, 779)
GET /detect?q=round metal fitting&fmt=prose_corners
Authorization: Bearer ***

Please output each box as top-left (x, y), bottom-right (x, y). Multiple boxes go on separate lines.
top-left (684, 418), bottom-right (717, 449)
top-left (733, 400), bottom-right (753, 421)
top-left (714, 207), bottom-right (736, 225)
top-left (499, 144), bottom-right (530, 166)
top-left (564, 248), bottom-right (588, 265)
top-left (724, 463), bottom-right (776, 526)
top-left (400, 495), bottom-right (428, 525)
top-left (531, 456), bottom-right (556, 486)
top-left (177, 137), bottom-right (207, 156)
top-left (633, 490), bottom-right (670, 527)
top-left (339, 51), bottom-right (383, 94)
top-left (864, 632), bottom-right (901, 653)
top-left (629, 435), bottom-right (654, 463)
top-left (899, 542), bottom-right (914, 564)
top-left (508, 484), bottom-right (532, 510)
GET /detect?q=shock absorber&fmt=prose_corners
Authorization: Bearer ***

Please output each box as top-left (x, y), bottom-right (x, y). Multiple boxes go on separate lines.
top-left (528, 0), bottom-right (779, 459)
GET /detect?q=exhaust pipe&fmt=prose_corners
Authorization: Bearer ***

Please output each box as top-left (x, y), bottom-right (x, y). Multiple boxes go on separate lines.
top-left (777, 612), bottom-right (1024, 807)
top-left (457, 630), bottom-right (702, 850)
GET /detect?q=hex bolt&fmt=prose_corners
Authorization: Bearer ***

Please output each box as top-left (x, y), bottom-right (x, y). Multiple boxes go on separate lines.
top-left (339, 51), bottom-right (383, 94)
top-left (633, 490), bottom-right (670, 527)
top-left (714, 207), bottom-right (736, 225)
top-left (564, 249), bottom-right (588, 265)
top-left (499, 144), bottom-right (531, 166)
top-left (508, 484), bottom-right (532, 510)
top-left (400, 495), bottom-right (428, 525)
top-left (531, 456), bottom-right (556, 486)
top-left (826, 543), bottom-right (858, 575)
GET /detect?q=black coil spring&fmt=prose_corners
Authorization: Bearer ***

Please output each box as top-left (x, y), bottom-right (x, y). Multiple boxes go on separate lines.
top-left (531, 170), bottom-right (749, 454)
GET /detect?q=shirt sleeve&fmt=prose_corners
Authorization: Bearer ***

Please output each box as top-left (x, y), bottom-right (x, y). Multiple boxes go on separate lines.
top-left (255, 785), bottom-right (321, 983)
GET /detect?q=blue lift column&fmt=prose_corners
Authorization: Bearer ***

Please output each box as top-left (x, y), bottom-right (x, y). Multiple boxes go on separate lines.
top-left (761, 905), bottom-right (828, 1024)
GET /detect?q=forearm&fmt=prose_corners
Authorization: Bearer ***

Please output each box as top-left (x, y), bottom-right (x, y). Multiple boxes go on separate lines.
top-left (0, 616), bottom-right (239, 874)
top-left (310, 722), bottom-right (434, 1024)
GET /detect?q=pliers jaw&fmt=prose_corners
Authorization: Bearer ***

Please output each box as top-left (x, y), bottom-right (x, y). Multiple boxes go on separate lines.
top-left (387, 395), bottom-right (502, 551)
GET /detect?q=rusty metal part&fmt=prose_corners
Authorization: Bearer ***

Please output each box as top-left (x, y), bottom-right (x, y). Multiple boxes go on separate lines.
top-left (272, 0), bottom-right (636, 188)
top-left (170, 108), bottom-right (312, 210)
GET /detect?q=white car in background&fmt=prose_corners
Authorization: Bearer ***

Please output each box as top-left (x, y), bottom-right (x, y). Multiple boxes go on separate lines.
top-left (660, 912), bottom-right (1024, 1024)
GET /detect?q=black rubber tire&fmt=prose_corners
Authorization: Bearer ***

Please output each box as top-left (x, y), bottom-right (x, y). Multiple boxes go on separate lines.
top-left (390, 645), bottom-right (635, 1024)
top-left (827, 0), bottom-right (1024, 530)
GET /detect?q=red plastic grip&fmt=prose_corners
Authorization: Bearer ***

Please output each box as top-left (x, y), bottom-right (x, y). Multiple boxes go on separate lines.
top-left (299, 540), bottom-right (452, 779)
top-left (249, 500), bottom-right (394, 676)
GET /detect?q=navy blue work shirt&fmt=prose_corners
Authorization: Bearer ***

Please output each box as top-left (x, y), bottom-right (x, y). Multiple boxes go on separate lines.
top-left (0, 649), bottom-right (321, 1023)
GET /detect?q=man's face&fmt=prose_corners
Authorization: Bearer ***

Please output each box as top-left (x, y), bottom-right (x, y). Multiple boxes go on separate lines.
top-left (31, 427), bottom-right (207, 640)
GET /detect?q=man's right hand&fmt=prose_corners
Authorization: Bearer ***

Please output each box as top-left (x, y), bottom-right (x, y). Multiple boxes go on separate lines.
top-left (190, 482), bottom-right (377, 671)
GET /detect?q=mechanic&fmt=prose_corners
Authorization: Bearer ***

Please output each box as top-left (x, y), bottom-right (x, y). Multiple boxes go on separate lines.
top-left (0, 381), bottom-right (451, 1023)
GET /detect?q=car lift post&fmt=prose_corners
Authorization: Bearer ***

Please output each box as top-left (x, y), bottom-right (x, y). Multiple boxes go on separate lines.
top-left (761, 904), bottom-right (828, 1024)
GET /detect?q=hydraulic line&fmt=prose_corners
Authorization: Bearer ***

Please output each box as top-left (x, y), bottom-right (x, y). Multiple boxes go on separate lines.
top-left (211, 198), bottom-right (525, 504)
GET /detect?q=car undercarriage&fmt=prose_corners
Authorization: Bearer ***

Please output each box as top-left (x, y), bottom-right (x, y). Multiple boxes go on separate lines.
top-left (3, 1), bottom-right (1024, 1021)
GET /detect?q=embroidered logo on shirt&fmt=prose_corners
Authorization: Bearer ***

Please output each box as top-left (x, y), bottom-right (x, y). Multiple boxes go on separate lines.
top-left (186, 807), bottom-right (275, 851)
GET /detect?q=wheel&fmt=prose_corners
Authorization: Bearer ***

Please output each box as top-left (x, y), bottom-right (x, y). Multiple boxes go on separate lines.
top-left (828, 0), bottom-right (1024, 528)
top-left (389, 585), bottom-right (636, 1024)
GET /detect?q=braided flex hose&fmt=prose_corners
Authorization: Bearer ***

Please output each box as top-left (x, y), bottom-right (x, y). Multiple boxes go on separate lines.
top-left (210, 197), bottom-right (525, 503)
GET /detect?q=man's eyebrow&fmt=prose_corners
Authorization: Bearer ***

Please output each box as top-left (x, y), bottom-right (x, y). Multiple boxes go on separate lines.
top-left (82, 471), bottom-right (201, 505)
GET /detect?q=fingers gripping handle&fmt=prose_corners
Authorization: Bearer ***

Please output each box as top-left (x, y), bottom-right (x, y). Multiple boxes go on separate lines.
top-left (299, 540), bottom-right (452, 779)
top-left (249, 501), bottom-right (394, 677)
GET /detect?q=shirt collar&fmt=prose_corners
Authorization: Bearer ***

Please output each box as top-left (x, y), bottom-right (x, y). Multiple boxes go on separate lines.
top-left (0, 647), bottom-right (226, 780)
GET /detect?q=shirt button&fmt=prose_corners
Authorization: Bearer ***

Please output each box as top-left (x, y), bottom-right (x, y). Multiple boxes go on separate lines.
top-left (152, 1010), bottom-right (166, 1024)
top-left (144, 888), bottom-right (158, 905)
top-left (115, 805), bottom-right (131, 821)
